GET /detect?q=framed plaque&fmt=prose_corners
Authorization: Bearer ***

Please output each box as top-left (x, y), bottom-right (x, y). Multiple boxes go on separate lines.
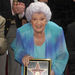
top-left (24, 59), bottom-right (51, 75)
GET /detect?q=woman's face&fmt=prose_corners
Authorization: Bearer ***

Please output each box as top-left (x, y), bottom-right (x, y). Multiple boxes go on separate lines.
top-left (31, 12), bottom-right (47, 33)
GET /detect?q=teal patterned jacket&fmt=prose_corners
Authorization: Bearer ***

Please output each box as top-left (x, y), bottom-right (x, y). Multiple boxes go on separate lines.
top-left (11, 21), bottom-right (69, 75)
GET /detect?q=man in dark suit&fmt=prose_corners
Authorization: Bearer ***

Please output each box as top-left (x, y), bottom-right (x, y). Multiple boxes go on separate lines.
top-left (66, 22), bottom-right (75, 75)
top-left (48, 0), bottom-right (75, 34)
top-left (13, 0), bottom-right (34, 27)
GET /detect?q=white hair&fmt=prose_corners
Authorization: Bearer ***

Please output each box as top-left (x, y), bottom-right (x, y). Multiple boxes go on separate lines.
top-left (25, 2), bottom-right (52, 22)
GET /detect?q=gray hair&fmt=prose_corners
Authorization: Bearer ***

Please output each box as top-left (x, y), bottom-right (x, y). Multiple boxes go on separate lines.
top-left (25, 2), bottom-right (52, 22)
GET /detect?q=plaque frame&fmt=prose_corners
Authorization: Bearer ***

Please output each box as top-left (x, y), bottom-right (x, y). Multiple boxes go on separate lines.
top-left (24, 59), bottom-right (51, 75)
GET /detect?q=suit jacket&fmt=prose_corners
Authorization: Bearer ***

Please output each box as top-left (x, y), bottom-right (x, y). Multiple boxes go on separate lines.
top-left (66, 22), bottom-right (75, 59)
top-left (48, 0), bottom-right (75, 19)
top-left (66, 22), bottom-right (75, 75)
top-left (0, 0), bottom-right (12, 19)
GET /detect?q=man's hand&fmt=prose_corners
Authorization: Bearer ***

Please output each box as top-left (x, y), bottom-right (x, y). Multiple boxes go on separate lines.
top-left (22, 55), bottom-right (33, 67)
top-left (22, 19), bottom-right (27, 25)
top-left (13, 2), bottom-right (25, 14)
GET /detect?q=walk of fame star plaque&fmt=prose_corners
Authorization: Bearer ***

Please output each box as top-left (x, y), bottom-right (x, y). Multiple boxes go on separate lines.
top-left (24, 59), bottom-right (51, 75)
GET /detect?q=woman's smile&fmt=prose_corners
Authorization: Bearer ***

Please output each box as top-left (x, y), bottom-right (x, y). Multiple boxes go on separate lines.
top-left (31, 12), bottom-right (47, 33)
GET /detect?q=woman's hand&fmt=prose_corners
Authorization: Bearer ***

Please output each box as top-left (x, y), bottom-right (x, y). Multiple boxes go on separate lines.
top-left (22, 55), bottom-right (33, 67)
top-left (50, 70), bottom-right (55, 75)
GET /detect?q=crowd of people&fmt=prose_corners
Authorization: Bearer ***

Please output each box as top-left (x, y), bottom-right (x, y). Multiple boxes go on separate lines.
top-left (0, 0), bottom-right (75, 75)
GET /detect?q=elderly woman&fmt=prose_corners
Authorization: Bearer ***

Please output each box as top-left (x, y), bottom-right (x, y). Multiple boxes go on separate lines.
top-left (11, 2), bottom-right (69, 75)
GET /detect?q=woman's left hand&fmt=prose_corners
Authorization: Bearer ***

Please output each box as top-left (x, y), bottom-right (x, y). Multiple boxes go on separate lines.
top-left (50, 70), bottom-right (55, 75)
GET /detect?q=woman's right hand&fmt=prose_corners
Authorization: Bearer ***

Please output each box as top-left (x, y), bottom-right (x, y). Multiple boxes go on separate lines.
top-left (50, 70), bottom-right (55, 75)
top-left (22, 55), bottom-right (33, 67)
